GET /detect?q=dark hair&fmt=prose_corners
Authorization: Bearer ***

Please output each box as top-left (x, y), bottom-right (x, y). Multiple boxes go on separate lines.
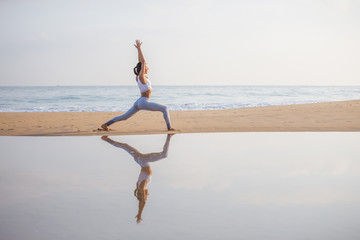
top-left (133, 62), bottom-right (141, 75)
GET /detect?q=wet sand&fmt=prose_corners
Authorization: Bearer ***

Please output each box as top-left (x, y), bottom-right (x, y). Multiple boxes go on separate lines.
top-left (0, 99), bottom-right (359, 136)
top-left (1, 133), bottom-right (360, 239)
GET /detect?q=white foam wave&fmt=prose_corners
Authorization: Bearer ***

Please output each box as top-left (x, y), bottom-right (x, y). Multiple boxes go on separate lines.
top-left (1, 86), bottom-right (359, 112)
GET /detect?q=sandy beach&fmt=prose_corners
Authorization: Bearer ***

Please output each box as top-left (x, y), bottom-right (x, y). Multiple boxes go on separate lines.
top-left (0, 99), bottom-right (359, 136)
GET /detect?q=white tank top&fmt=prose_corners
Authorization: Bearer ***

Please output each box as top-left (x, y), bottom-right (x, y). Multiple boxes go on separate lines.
top-left (136, 76), bottom-right (152, 92)
top-left (137, 171), bottom-right (152, 188)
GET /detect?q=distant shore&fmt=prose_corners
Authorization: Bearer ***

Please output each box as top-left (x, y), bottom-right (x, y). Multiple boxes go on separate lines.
top-left (1, 99), bottom-right (359, 136)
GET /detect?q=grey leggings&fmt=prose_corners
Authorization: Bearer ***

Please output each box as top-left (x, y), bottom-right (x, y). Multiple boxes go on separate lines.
top-left (106, 97), bottom-right (172, 129)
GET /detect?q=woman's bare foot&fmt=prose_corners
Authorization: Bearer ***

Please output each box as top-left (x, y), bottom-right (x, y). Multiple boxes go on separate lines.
top-left (101, 135), bottom-right (109, 140)
top-left (101, 123), bottom-right (109, 131)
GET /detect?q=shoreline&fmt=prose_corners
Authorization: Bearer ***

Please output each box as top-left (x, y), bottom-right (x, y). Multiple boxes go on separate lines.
top-left (1, 99), bottom-right (359, 136)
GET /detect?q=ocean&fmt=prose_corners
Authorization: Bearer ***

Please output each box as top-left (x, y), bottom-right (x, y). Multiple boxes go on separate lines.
top-left (1, 86), bottom-right (359, 112)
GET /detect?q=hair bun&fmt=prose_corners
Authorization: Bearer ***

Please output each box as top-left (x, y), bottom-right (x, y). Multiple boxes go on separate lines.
top-left (134, 62), bottom-right (142, 75)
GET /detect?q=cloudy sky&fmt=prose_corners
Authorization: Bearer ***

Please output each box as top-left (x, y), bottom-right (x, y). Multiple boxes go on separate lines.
top-left (0, 0), bottom-right (359, 86)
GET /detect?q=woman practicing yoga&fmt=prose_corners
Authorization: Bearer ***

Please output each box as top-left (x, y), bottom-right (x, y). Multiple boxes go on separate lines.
top-left (101, 40), bottom-right (175, 131)
top-left (101, 134), bottom-right (173, 223)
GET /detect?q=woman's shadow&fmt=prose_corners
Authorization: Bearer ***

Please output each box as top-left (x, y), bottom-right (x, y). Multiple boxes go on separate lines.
top-left (101, 134), bottom-right (174, 223)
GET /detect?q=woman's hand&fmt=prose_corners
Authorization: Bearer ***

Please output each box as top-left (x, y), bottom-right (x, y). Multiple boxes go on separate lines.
top-left (135, 214), bottom-right (143, 224)
top-left (134, 39), bottom-right (143, 49)
top-left (135, 39), bottom-right (146, 66)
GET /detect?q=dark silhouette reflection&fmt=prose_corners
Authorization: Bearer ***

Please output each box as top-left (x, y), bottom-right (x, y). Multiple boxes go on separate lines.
top-left (101, 134), bottom-right (173, 223)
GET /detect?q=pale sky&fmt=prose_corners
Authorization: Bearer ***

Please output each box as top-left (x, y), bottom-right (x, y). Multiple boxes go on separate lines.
top-left (0, 0), bottom-right (359, 86)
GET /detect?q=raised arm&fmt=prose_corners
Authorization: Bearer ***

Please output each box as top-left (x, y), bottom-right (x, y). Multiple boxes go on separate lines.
top-left (134, 40), bottom-right (145, 63)
top-left (134, 39), bottom-right (147, 83)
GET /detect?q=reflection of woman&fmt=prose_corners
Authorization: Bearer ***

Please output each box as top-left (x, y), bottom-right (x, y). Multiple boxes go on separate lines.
top-left (100, 39), bottom-right (175, 131)
top-left (101, 134), bottom-right (173, 223)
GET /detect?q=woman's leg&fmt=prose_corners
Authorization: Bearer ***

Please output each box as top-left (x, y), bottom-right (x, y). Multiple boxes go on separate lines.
top-left (138, 98), bottom-right (172, 130)
top-left (105, 104), bottom-right (139, 126)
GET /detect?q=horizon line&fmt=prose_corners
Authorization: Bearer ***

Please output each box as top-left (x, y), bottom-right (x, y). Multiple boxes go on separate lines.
top-left (1, 84), bottom-right (360, 87)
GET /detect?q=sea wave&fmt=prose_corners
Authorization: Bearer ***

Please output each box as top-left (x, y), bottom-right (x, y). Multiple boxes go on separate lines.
top-left (0, 100), bottom-right (345, 112)
top-left (1, 86), bottom-right (359, 112)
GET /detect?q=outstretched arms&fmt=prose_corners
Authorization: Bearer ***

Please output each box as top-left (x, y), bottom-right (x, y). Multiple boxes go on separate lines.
top-left (134, 40), bottom-right (145, 63)
top-left (134, 40), bottom-right (147, 83)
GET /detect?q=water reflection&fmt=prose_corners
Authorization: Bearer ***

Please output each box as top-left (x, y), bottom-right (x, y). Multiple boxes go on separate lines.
top-left (101, 134), bottom-right (173, 223)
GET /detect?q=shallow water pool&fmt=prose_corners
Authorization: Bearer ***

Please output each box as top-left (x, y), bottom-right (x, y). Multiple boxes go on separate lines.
top-left (1, 133), bottom-right (359, 240)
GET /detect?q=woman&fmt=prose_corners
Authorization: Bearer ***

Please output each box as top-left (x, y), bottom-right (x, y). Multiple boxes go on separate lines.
top-left (101, 40), bottom-right (175, 131)
top-left (101, 134), bottom-right (173, 223)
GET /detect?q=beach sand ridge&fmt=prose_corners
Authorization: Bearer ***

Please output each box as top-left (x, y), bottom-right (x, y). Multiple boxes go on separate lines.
top-left (1, 100), bottom-right (359, 136)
